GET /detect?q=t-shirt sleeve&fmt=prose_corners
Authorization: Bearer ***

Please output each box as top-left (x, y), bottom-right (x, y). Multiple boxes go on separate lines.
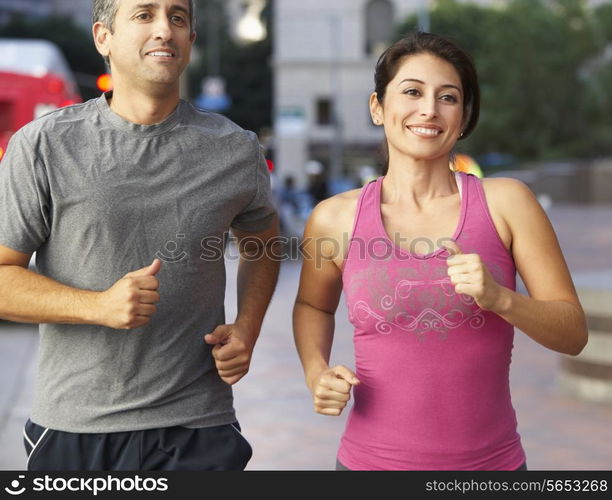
top-left (0, 130), bottom-right (51, 253)
top-left (231, 140), bottom-right (276, 233)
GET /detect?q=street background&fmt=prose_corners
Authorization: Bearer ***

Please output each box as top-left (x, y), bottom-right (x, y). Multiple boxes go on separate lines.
top-left (0, 202), bottom-right (611, 471)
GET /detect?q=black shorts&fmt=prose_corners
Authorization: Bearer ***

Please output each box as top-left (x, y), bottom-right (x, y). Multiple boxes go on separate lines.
top-left (23, 418), bottom-right (252, 471)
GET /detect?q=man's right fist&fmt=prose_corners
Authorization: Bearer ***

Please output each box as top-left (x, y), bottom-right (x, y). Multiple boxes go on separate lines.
top-left (310, 365), bottom-right (360, 416)
top-left (96, 259), bottom-right (161, 330)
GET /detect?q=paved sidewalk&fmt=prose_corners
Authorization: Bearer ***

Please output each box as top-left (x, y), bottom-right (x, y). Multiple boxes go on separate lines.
top-left (0, 202), bottom-right (610, 470)
top-left (0, 323), bottom-right (38, 470)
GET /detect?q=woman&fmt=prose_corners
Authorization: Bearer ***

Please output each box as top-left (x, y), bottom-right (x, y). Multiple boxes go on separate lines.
top-left (292, 32), bottom-right (587, 471)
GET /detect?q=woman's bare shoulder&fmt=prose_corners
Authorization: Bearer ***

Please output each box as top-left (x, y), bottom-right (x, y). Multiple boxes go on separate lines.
top-left (481, 176), bottom-right (538, 214)
top-left (323, 187), bottom-right (363, 205)
top-left (306, 188), bottom-right (363, 236)
top-left (481, 176), bottom-right (543, 250)
top-left (311, 188), bottom-right (362, 221)
top-left (481, 176), bottom-right (532, 198)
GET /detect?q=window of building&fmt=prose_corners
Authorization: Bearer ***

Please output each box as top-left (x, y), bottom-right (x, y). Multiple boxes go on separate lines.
top-left (316, 98), bottom-right (332, 126)
top-left (365, 0), bottom-right (394, 57)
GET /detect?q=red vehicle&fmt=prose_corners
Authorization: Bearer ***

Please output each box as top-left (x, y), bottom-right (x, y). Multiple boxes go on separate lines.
top-left (0, 38), bottom-right (82, 162)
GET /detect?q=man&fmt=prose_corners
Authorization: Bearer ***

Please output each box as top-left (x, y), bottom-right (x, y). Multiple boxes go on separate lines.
top-left (0, 0), bottom-right (280, 471)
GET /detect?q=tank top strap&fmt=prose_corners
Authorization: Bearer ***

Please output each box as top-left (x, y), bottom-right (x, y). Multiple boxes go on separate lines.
top-left (342, 177), bottom-right (381, 267)
top-left (463, 171), bottom-right (480, 204)
top-left (348, 177), bottom-right (382, 241)
top-left (461, 172), bottom-right (492, 232)
top-left (459, 172), bottom-right (513, 259)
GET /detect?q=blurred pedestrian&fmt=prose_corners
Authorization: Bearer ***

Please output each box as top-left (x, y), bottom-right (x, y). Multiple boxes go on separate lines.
top-left (305, 160), bottom-right (329, 203)
top-left (293, 32), bottom-right (587, 470)
top-left (0, 0), bottom-right (279, 471)
top-left (279, 176), bottom-right (299, 211)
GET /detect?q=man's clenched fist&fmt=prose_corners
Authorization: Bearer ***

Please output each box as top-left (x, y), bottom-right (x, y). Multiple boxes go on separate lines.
top-left (96, 259), bottom-right (161, 330)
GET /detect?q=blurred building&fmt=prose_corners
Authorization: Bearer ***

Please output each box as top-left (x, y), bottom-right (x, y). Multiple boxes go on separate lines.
top-left (272, 0), bottom-right (508, 188)
top-left (0, 0), bottom-right (91, 28)
top-left (274, 0), bottom-right (390, 188)
top-left (272, 0), bottom-right (609, 189)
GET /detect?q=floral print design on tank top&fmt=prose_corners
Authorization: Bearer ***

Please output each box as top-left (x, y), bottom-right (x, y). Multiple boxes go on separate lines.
top-left (344, 243), bottom-right (507, 340)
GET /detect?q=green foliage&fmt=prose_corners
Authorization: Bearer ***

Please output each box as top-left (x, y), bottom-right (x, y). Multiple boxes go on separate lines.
top-left (396, 0), bottom-right (611, 163)
top-left (0, 15), bottom-right (106, 101)
top-left (594, 2), bottom-right (612, 41)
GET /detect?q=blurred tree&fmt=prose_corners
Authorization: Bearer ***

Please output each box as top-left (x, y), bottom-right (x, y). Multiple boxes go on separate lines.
top-left (188, 0), bottom-right (272, 136)
top-left (592, 1), bottom-right (612, 41)
top-left (397, 0), bottom-right (607, 164)
top-left (0, 14), bottom-right (106, 101)
top-left (583, 2), bottom-right (612, 154)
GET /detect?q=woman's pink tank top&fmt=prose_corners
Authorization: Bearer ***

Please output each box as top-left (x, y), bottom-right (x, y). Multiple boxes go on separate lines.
top-left (338, 172), bottom-right (526, 470)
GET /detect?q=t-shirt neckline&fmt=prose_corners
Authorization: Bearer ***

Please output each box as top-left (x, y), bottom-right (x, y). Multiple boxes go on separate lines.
top-left (95, 91), bottom-right (182, 137)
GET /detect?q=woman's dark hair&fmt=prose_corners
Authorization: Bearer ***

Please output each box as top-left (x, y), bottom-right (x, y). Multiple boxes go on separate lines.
top-left (374, 31), bottom-right (480, 140)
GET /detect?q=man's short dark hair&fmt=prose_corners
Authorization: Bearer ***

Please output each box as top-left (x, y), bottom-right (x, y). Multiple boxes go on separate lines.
top-left (93, 0), bottom-right (196, 34)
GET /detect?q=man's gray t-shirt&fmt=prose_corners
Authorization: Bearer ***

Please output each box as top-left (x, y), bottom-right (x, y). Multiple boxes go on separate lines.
top-left (0, 94), bottom-right (275, 433)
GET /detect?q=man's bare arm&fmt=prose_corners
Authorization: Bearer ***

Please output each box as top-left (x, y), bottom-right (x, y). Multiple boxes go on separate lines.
top-left (232, 216), bottom-right (282, 340)
top-left (204, 216), bottom-right (281, 385)
top-left (0, 244), bottom-right (161, 329)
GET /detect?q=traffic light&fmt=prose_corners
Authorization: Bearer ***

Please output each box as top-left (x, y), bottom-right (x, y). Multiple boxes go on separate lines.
top-left (96, 74), bottom-right (113, 92)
